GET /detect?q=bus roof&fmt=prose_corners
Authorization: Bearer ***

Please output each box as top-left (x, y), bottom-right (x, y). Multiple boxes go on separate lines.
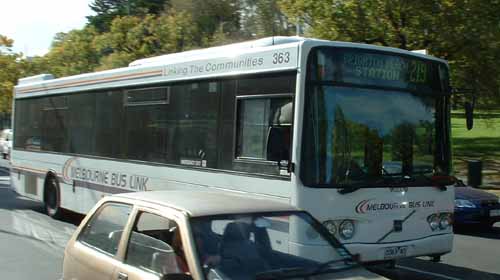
top-left (15, 36), bottom-right (446, 98)
top-left (128, 36), bottom-right (304, 67)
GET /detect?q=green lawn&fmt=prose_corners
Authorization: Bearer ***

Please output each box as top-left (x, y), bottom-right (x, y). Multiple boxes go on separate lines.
top-left (451, 111), bottom-right (500, 184)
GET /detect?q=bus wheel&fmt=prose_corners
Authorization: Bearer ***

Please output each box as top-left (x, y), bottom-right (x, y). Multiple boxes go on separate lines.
top-left (44, 175), bottom-right (62, 219)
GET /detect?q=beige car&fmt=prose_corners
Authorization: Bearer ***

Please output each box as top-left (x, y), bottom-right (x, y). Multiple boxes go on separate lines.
top-left (63, 191), bottom-right (386, 280)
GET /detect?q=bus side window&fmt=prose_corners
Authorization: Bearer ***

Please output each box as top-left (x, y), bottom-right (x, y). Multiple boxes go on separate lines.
top-left (235, 96), bottom-right (292, 166)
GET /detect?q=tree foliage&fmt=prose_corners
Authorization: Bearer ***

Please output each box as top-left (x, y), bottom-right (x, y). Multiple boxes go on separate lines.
top-left (44, 27), bottom-right (100, 77)
top-left (94, 12), bottom-right (198, 70)
top-left (240, 0), bottom-right (296, 37)
top-left (0, 36), bottom-right (19, 113)
top-left (88, 0), bottom-right (170, 32)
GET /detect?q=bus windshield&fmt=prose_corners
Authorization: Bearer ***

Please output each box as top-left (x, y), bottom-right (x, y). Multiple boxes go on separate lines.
top-left (301, 48), bottom-right (451, 188)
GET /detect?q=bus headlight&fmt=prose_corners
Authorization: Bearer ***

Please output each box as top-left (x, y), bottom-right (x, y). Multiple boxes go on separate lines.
top-left (428, 214), bottom-right (440, 231)
top-left (439, 213), bottom-right (452, 230)
top-left (322, 220), bottom-right (337, 235)
top-left (339, 220), bottom-right (355, 239)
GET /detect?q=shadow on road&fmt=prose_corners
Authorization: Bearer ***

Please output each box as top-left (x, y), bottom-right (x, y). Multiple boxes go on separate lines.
top-left (0, 188), bottom-right (84, 226)
top-left (0, 187), bottom-right (45, 212)
top-left (58, 210), bottom-right (85, 227)
top-left (454, 225), bottom-right (500, 240)
top-left (370, 258), bottom-right (500, 280)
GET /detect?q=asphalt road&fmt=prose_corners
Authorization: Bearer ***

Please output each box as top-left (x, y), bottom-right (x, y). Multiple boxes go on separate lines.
top-left (0, 165), bottom-right (499, 280)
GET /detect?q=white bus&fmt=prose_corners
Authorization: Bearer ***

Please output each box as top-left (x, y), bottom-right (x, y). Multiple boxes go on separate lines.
top-left (12, 36), bottom-right (454, 263)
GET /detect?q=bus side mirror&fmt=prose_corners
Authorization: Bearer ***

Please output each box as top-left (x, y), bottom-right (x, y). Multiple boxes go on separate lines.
top-left (465, 101), bottom-right (474, 130)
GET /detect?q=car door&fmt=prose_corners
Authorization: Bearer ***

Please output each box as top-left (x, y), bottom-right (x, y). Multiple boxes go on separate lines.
top-left (112, 206), bottom-right (194, 280)
top-left (64, 202), bottom-right (134, 280)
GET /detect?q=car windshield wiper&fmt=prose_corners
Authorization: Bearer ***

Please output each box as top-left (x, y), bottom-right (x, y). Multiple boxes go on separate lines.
top-left (310, 258), bottom-right (357, 275)
top-left (255, 267), bottom-right (310, 280)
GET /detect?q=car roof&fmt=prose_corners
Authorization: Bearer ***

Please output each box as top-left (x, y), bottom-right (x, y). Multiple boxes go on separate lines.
top-left (114, 190), bottom-right (296, 217)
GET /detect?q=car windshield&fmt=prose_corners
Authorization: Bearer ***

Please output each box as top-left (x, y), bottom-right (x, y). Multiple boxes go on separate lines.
top-left (190, 211), bottom-right (355, 280)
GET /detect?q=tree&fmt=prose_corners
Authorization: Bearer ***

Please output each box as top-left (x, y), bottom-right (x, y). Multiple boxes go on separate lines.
top-left (43, 27), bottom-right (100, 77)
top-left (171, 0), bottom-right (242, 46)
top-left (434, 0), bottom-right (500, 103)
top-left (94, 12), bottom-right (198, 70)
top-left (240, 0), bottom-right (296, 38)
top-left (87, 0), bottom-right (170, 32)
top-left (279, 0), bottom-right (444, 49)
top-left (0, 35), bottom-right (21, 113)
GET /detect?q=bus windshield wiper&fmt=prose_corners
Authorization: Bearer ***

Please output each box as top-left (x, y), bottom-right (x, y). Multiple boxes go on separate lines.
top-left (337, 177), bottom-right (399, 194)
top-left (337, 185), bottom-right (362, 195)
top-left (337, 176), bottom-right (402, 194)
top-left (404, 173), bottom-right (449, 191)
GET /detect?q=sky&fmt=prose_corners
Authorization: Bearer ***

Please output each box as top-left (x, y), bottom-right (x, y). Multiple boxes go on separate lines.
top-left (0, 0), bottom-right (93, 57)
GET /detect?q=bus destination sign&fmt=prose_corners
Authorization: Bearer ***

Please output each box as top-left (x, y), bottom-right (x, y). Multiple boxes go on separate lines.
top-left (312, 48), bottom-right (447, 93)
top-left (342, 52), bottom-right (428, 85)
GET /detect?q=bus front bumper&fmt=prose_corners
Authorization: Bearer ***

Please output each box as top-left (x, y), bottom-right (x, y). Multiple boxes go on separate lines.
top-left (344, 233), bottom-right (453, 263)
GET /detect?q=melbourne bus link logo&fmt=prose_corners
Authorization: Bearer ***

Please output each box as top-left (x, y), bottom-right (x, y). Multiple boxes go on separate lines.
top-left (62, 157), bottom-right (78, 184)
top-left (356, 199), bottom-right (407, 214)
top-left (355, 199), bottom-right (435, 214)
top-left (61, 157), bottom-right (149, 191)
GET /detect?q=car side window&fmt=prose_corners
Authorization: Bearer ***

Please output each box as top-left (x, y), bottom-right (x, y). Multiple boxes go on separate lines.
top-left (78, 203), bottom-right (132, 256)
top-left (125, 211), bottom-right (190, 276)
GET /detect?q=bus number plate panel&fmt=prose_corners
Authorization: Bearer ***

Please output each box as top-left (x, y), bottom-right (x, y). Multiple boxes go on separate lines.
top-left (383, 246), bottom-right (408, 259)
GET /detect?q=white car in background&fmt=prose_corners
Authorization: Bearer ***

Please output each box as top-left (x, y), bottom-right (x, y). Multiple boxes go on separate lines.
top-left (0, 129), bottom-right (12, 159)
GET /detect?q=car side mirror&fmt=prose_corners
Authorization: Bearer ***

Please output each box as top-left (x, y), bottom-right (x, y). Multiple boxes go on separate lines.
top-left (161, 274), bottom-right (193, 280)
top-left (464, 101), bottom-right (474, 130)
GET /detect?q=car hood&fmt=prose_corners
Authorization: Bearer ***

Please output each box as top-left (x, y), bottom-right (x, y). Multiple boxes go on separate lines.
top-left (287, 267), bottom-right (388, 280)
top-left (455, 187), bottom-right (498, 201)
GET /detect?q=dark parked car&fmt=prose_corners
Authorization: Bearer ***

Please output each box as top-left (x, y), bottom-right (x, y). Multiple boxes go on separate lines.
top-left (454, 182), bottom-right (500, 229)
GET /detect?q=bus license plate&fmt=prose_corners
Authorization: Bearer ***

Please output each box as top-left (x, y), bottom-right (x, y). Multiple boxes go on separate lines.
top-left (490, 209), bottom-right (500, 217)
top-left (384, 246), bottom-right (408, 259)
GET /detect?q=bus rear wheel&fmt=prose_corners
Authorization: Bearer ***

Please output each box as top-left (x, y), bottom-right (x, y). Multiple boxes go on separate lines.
top-left (44, 175), bottom-right (62, 219)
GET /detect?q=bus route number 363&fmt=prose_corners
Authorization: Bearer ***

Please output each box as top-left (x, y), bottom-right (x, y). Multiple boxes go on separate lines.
top-left (273, 52), bottom-right (290, 64)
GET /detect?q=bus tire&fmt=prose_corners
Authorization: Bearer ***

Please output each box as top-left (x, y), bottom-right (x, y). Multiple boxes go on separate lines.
top-left (44, 175), bottom-right (62, 219)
